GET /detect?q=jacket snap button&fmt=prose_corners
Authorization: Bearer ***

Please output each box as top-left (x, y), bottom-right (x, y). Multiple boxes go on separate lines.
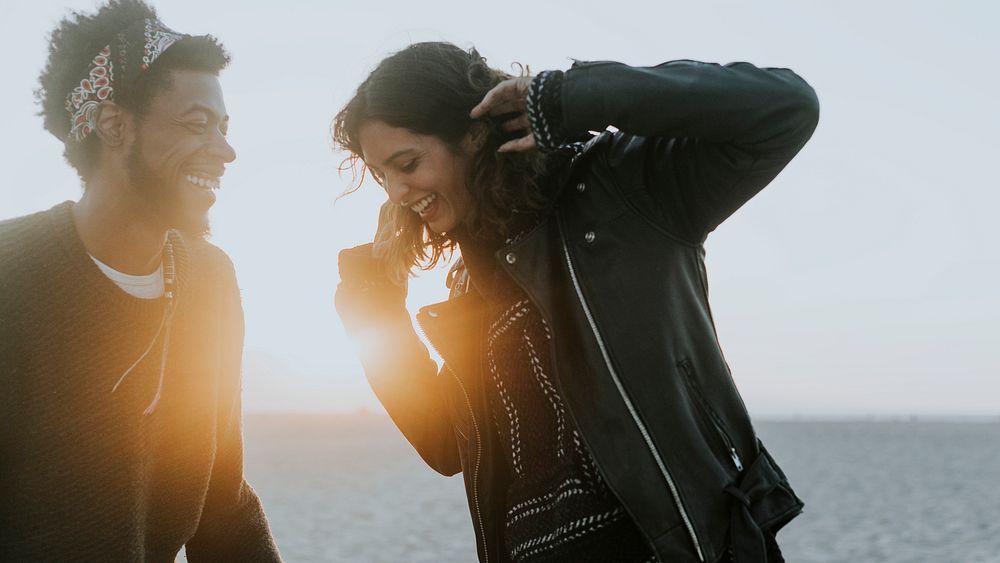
top-left (505, 252), bottom-right (517, 264)
top-left (576, 182), bottom-right (586, 193)
top-left (584, 231), bottom-right (596, 243)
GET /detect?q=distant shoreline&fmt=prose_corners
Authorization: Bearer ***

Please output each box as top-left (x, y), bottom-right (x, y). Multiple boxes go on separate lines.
top-left (243, 411), bottom-right (1000, 424)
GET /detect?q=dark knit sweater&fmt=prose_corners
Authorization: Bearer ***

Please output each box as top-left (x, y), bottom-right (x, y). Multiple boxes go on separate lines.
top-left (458, 220), bottom-right (656, 563)
top-left (0, 202), bottom-right (281, 562)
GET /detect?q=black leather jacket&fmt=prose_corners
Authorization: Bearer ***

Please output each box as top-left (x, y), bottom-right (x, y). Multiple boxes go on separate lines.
top-left (337, 59), bottom-right (819, 563)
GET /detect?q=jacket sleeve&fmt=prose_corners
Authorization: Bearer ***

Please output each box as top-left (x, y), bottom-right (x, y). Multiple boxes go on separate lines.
top-left (185, 268), bottom-right (282, 562)
top-left (334, 243), bottom-right (462, 476)
top-left (541, 59), bottom-right (820, 242)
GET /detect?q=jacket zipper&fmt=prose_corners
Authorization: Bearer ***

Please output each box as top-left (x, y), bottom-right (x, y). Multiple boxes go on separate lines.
top-left (415, 315), bottom-right (490, 563)
top-left (558, 233), bottom-right (706, 563)
top-left (451, 369), bottom-right (489, 563)
top-left (679, 360), bottom-right (744, 472)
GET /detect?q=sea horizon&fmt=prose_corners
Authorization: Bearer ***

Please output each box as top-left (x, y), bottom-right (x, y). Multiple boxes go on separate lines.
top-left (178, 414), bottom-right (1000, 562)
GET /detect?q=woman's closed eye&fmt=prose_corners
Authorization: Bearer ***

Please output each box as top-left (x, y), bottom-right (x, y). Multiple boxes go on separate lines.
top-left (400, 158), bottom-right (419, 173)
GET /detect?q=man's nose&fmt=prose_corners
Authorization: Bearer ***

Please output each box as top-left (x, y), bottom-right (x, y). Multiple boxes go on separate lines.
top-left (208, 130), bottom-right (237, 164)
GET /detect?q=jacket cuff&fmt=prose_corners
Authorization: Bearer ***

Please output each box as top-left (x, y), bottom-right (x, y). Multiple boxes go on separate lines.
top-left (527, 70), bottom-right (566, 152)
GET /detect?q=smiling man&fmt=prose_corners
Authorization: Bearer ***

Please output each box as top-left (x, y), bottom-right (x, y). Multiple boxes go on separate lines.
top-left (0, 1), bottom-right (281, 561)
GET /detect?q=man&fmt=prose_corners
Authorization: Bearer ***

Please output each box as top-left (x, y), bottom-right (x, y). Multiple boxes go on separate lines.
top-left (0, 1), bottom-right (281, 560)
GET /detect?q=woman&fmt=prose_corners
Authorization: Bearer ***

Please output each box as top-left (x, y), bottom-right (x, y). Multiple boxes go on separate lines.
top-left (333, 42), bottom-right (818, 563)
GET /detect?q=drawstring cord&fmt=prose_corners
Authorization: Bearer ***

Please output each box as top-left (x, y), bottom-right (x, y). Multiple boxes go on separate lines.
top-left (141, 301), bottom-right (174, 415)
top-left (110, 239), bottom-right (176, 415)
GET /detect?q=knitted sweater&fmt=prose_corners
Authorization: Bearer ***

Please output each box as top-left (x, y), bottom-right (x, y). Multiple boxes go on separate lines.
top-left (0, 202), bottom-right (281, 562)
top-left (458, 217), bottom-right (656, 563)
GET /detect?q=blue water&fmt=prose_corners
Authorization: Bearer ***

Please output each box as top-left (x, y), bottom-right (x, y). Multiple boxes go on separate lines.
top-left (185, 416), bottom-right (1000, 563)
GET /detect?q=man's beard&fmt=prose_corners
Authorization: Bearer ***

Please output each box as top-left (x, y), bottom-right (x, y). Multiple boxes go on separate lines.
top-left (125, 135), bottom-right (211, 238)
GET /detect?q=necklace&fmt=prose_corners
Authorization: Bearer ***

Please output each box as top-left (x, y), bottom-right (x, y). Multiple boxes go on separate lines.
top-left (110, 235), bottom-right (177, 415)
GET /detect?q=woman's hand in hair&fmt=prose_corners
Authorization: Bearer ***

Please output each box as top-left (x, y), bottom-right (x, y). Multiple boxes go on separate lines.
top-left (470, 76), bottom-right (535, 153)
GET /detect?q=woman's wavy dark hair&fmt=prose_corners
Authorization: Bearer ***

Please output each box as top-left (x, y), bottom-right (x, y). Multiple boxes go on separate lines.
top-left (333, 41), bottom-right (546, 284)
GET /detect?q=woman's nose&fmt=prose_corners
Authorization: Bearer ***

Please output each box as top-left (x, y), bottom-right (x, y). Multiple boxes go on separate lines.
top-left (386, 178), bottom-right (410, 206)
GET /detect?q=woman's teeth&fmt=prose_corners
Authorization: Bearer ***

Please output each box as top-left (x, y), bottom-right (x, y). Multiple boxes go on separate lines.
top-left (410, 193), bottom-right (437, 215)
top-left (185, 175), bottom-right (220, 190)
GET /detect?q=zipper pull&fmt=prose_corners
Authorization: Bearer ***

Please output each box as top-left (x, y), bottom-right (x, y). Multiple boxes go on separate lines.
top-left (730, 448), bottom-right (744, 472)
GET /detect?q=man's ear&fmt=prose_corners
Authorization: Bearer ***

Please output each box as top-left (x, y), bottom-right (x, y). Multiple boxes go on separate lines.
top-left (462, 121), bottom-right (490, 154)
top-left (93, 102), bottom-right (132, 148)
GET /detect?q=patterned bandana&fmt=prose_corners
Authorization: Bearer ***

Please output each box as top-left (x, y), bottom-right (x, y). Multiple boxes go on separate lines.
top-left (64, 18), bottom-right (187, 143)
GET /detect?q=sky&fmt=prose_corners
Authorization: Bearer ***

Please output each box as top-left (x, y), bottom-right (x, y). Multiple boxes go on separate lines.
top-left (1, 0), bottom-right (997, 417)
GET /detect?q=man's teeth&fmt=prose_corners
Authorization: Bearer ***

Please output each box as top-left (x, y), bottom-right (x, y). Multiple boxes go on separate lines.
top-left (410, 193), bottom-right (437, 214)
top-left (185, 175), bottom-right (220, 190)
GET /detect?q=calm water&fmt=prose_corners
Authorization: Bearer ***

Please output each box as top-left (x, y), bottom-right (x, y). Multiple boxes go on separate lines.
top-left (186, 415), bottom-right (1000, 563)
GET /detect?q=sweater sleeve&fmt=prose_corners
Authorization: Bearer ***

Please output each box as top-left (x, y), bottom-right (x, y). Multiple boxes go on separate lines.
top-left (535, 59), bottom-right (820, 242)
top-left (335, 243), bottom-right (462, 476)
top-left (185, 269), bottom-right (282, 562)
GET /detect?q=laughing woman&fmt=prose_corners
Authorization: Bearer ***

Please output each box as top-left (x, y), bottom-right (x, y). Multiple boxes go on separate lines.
top-left (333, 42), bottom-right (818, 563)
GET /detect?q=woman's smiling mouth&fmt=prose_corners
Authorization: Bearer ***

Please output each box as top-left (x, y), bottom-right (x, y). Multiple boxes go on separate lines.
top-left (410, 193), bottom-right (438, 218)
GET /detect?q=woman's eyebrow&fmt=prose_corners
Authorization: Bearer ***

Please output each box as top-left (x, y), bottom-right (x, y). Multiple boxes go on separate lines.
top-left (380, 148), bottom-right (418, 167)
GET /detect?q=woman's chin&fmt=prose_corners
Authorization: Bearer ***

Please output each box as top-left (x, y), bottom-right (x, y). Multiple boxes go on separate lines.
top-left (425, 216), bottom-right (457, 235)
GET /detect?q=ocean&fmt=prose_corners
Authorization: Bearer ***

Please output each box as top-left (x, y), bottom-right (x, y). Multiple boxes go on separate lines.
top-left (185, 415), bottom-right (1000, 563)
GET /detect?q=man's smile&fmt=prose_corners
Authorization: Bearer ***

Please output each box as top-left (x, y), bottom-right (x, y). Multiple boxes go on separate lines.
top-left (183, 173), bottom-right (221, 191)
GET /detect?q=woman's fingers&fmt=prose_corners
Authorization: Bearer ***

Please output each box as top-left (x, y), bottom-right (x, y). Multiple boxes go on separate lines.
top-left (470, 77), bottom-right (531, 119)
top-left (469, 80), bottom-right (512, 118)
top-left (498, 134), bottom-right (536, 153)
top-left (500, 113), bottom-right (531, 133)
top-left (471, 76), bottom-right (535, 153)
top-left (486, 100), bottom-right (526, 118)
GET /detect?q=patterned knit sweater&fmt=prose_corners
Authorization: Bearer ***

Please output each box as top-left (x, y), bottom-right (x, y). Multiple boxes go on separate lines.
top-left (0, 202), bottom-right (281, 562)
top-left (458, 220), bottom-right (656, 563)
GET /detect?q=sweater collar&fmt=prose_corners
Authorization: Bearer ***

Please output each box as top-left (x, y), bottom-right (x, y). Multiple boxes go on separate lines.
top-left (46, 201), bottom-right (191, 313)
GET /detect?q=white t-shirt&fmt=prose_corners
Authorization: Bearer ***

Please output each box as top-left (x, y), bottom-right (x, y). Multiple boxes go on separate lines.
top-left (91, 256), bottom-right (164, 299)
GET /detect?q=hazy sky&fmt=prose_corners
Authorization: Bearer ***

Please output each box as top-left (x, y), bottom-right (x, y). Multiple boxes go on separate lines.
top-left (2, 1), bottom-right (996, 416)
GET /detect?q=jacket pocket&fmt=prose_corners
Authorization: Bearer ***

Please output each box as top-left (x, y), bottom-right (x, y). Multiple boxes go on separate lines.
top-left (678, 359), bottom-right (744, 472)
top-left (724, 440), bottom-right (804, 557)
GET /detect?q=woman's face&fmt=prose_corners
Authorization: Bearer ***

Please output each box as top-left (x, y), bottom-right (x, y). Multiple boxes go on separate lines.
top-left (358, 120), bottom-right (477, 235)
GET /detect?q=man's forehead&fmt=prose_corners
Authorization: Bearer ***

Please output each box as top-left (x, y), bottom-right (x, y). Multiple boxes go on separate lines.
top-left (150, 70), bottom-right (227, 116)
